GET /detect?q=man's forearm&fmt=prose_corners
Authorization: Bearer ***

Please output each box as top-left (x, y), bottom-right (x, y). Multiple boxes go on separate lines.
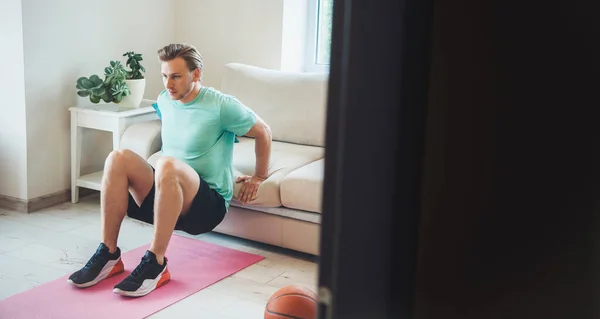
top-left (254, 130), bottom-right (272, 179)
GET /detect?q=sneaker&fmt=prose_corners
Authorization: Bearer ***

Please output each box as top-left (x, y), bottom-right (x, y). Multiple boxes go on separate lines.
top-left (113, 250), bottom-right (170, 297)
top-left (67, 243), bottom-right (124, 288)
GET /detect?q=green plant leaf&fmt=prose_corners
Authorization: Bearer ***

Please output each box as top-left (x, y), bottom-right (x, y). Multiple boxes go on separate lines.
top-left (91, 77), bottom-right (103, 87)
top-left (91, 87), bottom-right (106, 96)
top-left (77, 90), bottom-right (90, 97)
top-left (111, 83), bottom-right (124, 95)
top-left (101, 90), bottom-right (111, 102)
top-left (81, 78), bottom-right (94, 89)
top-left (76, 77), bottom-right (87, 88)
top-left (113, 95), bottom-right (123, 103)
top-left (90, 94), bottom-right (101, 103)
top-left (140, 66), bottom-right (146, 72)
top-left (110, 61), bottom-right (115, 67)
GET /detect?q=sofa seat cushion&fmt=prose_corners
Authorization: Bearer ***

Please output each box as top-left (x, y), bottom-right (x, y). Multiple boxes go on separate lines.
top-left (232, 137), bottom-right (324, 207)
top-left (280, 159), bottom-right (324, 213)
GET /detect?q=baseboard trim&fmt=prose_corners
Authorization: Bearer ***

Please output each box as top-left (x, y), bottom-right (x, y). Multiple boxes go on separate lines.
top-left (0, 189), bottom-right (98, 214)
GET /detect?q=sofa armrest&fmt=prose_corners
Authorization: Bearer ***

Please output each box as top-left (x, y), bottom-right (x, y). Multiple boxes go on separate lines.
top-left (120, 120), bottom-right (162, 160)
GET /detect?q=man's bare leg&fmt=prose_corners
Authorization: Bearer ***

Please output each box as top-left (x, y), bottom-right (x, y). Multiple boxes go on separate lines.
top-left (68, 149), bottom-right (154, 288)
top-left (101, 149), bottom-right (154, 253)
top-left (149, 156), bottom-right (200, 265)
top-left (111, 157), bottom-right (199, 296)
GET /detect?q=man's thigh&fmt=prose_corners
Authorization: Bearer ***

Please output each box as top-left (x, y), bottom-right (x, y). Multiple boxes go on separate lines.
top-left (154, 156), bottom-right (201, 215)
top-left (126, 156), bottom-right (203, 225)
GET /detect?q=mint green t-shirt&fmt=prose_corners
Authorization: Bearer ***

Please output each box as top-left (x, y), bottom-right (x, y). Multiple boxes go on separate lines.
top-left (155, 87), bottom-right (257, 209)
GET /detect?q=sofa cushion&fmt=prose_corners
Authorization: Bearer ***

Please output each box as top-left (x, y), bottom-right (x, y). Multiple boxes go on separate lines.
top-left (232, 137), bottom-right (324, 207)
top-left (120, 120), bottom-right (162, 160)
top-left (280, 159), bottom-right (324, 213)
top-left (220, 63), bottom-right (329, 147)
top-left (147, 151), bottom-right (162, 167)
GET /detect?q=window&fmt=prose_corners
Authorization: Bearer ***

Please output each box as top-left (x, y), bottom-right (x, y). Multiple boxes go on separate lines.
top-left (305, 0), bottom-right (333, 73)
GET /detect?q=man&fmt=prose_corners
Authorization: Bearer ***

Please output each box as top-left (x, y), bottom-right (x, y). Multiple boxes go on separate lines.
top-left (67, 43), bottom-right (272, 297)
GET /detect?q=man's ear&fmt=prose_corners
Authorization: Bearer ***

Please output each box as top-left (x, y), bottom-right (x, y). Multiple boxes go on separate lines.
top-left (193, 68), bottom-right (201, 82)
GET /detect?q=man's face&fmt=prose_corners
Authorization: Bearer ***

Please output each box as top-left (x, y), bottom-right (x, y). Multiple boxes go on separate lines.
top-left (161, 57), bottom-right (198, 101)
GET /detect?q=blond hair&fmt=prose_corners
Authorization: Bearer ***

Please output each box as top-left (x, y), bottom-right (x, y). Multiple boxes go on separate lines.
top-left (157, 43), bottom-right (203, 73)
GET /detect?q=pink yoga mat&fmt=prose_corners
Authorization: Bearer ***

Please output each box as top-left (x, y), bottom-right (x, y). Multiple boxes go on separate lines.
top-left (0, 234), bottom-right (264, 319)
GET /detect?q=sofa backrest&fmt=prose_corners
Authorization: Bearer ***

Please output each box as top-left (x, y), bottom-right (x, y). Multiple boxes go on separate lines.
top-left (220, 63), bottom-right (329, 147)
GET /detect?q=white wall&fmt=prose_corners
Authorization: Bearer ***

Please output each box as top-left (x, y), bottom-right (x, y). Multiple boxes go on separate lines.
top-left (21, 0), bottom-right (175, 199)
top-left (0, 0), bottom-right (28, 199)
top-left (174, 0), bottom-right (285, 88)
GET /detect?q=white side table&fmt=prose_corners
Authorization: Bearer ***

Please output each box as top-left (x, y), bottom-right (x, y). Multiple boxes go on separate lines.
top-left (68, 99), bottom-right (159, 203)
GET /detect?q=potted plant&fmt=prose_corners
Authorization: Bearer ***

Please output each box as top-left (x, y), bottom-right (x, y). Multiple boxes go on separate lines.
top-left (121, 51), bottom-right (146, 108)
top-left (76, 60), bottom-right (130, 104)
top-left (75, 51), bottom-right (146, 108)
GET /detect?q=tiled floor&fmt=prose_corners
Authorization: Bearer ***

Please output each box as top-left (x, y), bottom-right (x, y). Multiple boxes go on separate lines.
top-left (0, 194), bottom-right (319, 318)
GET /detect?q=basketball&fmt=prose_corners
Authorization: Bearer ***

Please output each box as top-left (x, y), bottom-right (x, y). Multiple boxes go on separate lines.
top-left (264, 285), bottom-right (318, 319)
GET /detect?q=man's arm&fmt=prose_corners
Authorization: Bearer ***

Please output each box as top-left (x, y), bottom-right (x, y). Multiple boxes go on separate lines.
top-left (244, 116), bottom-right (272, 179)
top-left (235, 115), bottom-right (272, 204)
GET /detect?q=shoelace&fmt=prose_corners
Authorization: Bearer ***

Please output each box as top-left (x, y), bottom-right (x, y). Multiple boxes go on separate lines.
top-left (84, 252), bottom-right (104, 268)
top-left (130, 257), bottom-right (152, 278)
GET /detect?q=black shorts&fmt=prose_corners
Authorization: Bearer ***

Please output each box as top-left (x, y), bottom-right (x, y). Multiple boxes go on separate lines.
top-left (126, 168), bottom-right (227, 235)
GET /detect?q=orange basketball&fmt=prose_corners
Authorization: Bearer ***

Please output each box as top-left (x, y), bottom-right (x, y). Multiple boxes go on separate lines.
top-left (264, 285), bottom-right (318, 319)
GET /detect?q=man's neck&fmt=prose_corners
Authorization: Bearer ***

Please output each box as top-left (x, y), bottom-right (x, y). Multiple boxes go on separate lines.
top-left (179, 82), bottom-right (202, 104)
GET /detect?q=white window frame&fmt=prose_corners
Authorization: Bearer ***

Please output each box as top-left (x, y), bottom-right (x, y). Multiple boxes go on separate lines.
top-left (305, 0), bottom-right (330, 73)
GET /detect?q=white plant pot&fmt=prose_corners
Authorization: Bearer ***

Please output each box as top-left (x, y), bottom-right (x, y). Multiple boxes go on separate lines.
top-left (121, 78), bottom-right (146, 108)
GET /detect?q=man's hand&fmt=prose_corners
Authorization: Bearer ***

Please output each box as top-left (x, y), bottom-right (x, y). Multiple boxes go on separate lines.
top-left (235, 175), bottom-right (266, 204)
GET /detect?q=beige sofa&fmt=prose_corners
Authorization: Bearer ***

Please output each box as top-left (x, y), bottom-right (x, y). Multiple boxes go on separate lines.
top-left (119, 63), bottom-right (328, 256)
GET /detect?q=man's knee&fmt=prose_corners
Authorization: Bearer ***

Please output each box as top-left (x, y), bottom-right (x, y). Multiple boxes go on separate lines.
top-left (105, 150), bottom-right (130, 172)
top-left (155, 156), bottom-right (179, 185)
top-left (106, 149), bottom-right (137, 165)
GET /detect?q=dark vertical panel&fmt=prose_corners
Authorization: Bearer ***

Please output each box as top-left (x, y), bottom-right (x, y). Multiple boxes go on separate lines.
top-left (318, 0), bottom-right (434, 318)
top-left (415, 1), bottom-right (600, 318)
